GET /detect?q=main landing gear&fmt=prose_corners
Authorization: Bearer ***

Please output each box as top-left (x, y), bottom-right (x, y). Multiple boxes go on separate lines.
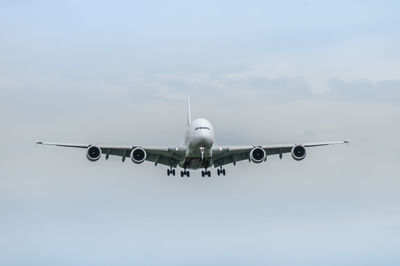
top-left (170, 168), bottom-right (225, 177)
top-left (201, 169), bottom-right (211, 177)
top-left (217, 168), bottom-right (226, 176)
top-left (167, 168), bottom-right (176, 176)
top-left (180, 170), bottom-right (190, 177)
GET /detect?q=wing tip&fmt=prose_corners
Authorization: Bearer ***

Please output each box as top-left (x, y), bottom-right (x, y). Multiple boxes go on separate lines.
top-left (35, 141), bottom-right (43, 146)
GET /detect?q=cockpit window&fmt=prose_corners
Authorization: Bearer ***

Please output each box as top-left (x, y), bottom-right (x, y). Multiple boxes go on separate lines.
top-left (195, 127), bottom-right (211, 131)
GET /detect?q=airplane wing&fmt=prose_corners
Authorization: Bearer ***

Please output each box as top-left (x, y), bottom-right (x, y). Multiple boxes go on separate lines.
top-left (212, 141), bottom-right (348, 167)
top-left (36, 141), bottom-right (186, 168)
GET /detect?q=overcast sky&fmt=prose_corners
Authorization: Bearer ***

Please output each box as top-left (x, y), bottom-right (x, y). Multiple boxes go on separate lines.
top-left (1, 1), bottom-right (400, 265)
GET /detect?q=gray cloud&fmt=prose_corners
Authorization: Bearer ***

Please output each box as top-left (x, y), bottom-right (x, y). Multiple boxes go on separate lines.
top-left (327, 79), bottom-right (400, 104)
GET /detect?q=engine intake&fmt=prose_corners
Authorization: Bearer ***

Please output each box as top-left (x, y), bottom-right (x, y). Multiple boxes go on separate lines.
top-left (291, 145), bottom-right (306, 161)
top-left (130, 147), bottom-right (146, 164)
top-left (86, 145), bottom-right (101, 162)
top-left (250, 147), bottom-right (266, 163)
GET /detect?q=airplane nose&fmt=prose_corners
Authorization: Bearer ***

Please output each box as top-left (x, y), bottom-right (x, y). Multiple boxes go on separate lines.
top-left (196, 132), bottom-right (213, 147)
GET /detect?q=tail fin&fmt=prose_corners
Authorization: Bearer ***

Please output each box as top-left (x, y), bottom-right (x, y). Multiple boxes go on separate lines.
top-left (187, 96), bottom-right (191, 126)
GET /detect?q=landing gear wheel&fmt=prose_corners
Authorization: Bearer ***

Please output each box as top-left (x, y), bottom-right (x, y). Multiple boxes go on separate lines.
top-left (181, 170), bottom-right (190, 177)
top-left (167, 168), bottom-right (176, 176)
top-left (202, 170), bottom-right (211, 178)
top-left (217, 168), bottom-right (226, 176)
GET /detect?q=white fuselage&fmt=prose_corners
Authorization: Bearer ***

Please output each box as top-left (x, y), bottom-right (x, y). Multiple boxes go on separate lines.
top-left (180, 118), bottom-right (215, 169)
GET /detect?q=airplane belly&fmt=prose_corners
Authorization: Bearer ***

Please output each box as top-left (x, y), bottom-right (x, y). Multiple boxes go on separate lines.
top-left (179, 156), bottom-right (212, 169)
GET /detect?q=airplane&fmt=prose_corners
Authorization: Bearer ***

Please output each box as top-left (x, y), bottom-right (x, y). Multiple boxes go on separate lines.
top-left (36, 97), bottom-right (348, 177)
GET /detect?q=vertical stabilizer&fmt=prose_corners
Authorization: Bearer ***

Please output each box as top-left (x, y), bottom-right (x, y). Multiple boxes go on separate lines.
top-left (187, 96), bottom-right (191, 126)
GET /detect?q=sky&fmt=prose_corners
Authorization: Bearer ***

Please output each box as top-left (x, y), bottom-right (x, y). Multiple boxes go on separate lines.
top-left (1, 0), bottom-right (400, 265)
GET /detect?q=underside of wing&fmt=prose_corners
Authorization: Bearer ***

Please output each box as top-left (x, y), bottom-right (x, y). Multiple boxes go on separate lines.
top-left (212, 140), bottom-right (348, 167)
top-left (36, 141), bottom-right (186, 168)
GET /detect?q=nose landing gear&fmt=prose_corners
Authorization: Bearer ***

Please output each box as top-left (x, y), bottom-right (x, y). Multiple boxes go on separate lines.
top-left (200, 146), bottom-right (205, 161)
top-left (217, 168), bottom-right (226, 176)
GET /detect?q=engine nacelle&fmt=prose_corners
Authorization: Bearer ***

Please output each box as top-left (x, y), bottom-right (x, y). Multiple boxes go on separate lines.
top-left (130, 147), bottom-right (146, 164)
top-left (250, 147), bottom-right (266, 163)
top-left (86, 145), bottom-right (101, 162)
top-left (291, 145), bottom-right (306, 161)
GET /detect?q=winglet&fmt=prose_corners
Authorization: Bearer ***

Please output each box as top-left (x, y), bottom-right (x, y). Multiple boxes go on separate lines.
top-left (187, 96), bottom-right (191, 126)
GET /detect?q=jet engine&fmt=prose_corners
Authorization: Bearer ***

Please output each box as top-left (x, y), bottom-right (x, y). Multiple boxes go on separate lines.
top-left (130, 147), bottom-right (147, 164)
top-left (250, 147), bottom-right (266, 163)
top-left (86, 145), bottom-right (101, 162)
top-left (291, 145), bottom-right (306, 161)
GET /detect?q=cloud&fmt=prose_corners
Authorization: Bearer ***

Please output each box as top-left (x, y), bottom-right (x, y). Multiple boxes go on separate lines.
top-left (326, 79), bottom-right (400, 104)
top-left (145, 72), bottom-right (400, 106)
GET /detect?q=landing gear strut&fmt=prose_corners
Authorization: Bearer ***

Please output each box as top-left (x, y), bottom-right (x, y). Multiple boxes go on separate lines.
top-left (201, 169), bottom-right (211, 177)
top-left (180, 170), bottom-right (190, 177)
top-left (217, 168), bottom-right (226, 176)
top-left (167, 168), bottom-right (176, 176)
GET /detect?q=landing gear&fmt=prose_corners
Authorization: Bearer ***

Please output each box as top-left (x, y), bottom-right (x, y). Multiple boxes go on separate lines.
top-left (217, 168), bottom-right (226, 176)
top-left (180, 170), bottom-right (190, 177)
top-left (167, 168), bottom-right (176, 176)
top-left (201, 169), bottom-right (211, 177)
